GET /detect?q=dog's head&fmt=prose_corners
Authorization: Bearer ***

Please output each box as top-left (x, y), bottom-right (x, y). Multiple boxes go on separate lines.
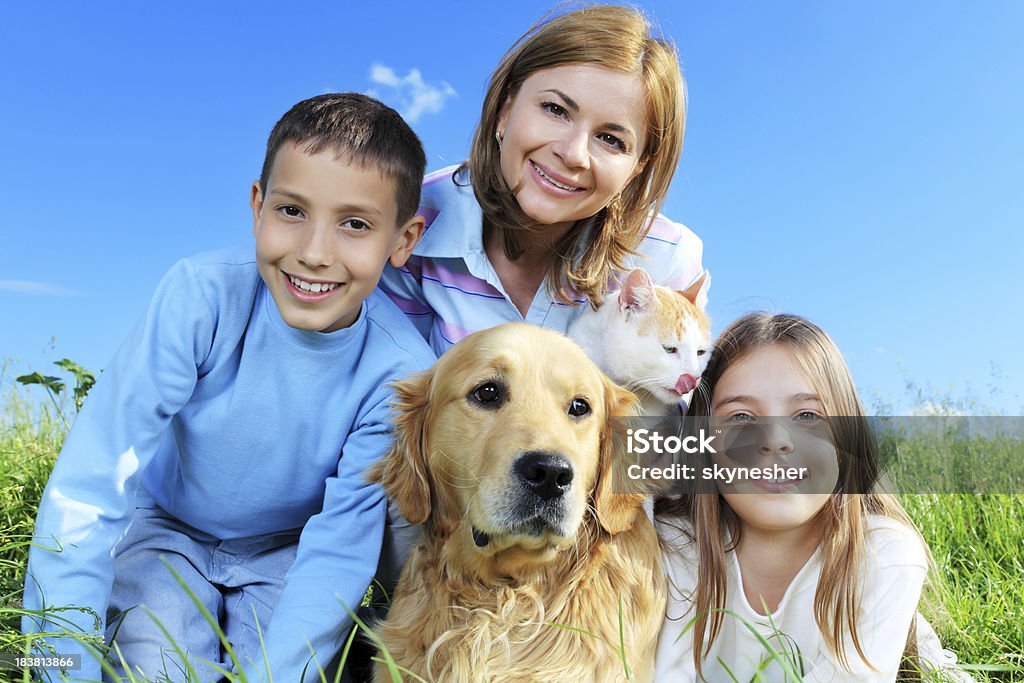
top-left (372, 323), bottom-right (641, 564)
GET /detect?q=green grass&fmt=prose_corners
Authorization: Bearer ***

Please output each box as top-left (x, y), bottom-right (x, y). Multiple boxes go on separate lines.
top-left (1, 368), bottom-right (1022, 682)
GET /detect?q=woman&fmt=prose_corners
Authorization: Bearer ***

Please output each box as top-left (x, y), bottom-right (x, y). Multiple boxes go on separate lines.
top-left (379, 4), bottom-right (704, 352)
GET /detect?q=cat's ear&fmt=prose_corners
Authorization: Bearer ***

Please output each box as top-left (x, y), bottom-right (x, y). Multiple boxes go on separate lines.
top-left (618, 269), bottom-right (655, 317)
top-left (681, 271), bottom-right (711, 310)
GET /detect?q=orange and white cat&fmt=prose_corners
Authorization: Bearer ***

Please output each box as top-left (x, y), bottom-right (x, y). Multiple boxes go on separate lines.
top-left (569, 269), bottom-right (711, 417)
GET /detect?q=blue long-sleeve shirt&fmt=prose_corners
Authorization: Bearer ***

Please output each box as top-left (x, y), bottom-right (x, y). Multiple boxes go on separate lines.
top-left (23, 246), bottom-right (435, 682)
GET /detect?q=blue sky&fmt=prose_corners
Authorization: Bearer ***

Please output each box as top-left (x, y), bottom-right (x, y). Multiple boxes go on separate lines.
top-left (2, 1), bottom-right (1022, 415)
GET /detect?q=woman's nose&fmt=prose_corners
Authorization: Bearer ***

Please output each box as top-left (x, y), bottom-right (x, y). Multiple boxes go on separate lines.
top-left (553, 129), bottom-right (590, 170)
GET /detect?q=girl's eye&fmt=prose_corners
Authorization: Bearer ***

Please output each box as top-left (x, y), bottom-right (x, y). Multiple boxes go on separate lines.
top-left (794, 411), bottom-right (822, 423)
top-left (728, 413), bottom-right (756, 424)
top-left (541, 101), bottom-right (567, 118)
top-left (662, 345), bottom-right (677, 354)
top-left (279, 205), bottom-right (303, 218)
top-left (597, 132), bottom-right (627, 153)
top-left (568, 397), bottom-right (591, 418)
top-left (344, 219), bottom-right (370, 232)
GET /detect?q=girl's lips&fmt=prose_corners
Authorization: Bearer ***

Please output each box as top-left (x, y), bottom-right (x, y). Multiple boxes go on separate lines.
top-left (529, 161), bottom-right (584, 195)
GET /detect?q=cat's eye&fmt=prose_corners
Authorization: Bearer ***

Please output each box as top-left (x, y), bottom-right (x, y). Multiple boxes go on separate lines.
top-left (662, 345), bottom-right (677, 354)
top-left (568, 398), bottom-right (591, 417)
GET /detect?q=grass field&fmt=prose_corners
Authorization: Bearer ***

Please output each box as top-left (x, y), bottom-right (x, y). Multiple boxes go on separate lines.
top-left (1, 367), bottom-right (1022, 682)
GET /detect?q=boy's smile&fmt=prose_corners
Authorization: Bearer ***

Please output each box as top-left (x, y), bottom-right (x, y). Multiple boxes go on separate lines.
top-left (251, 142), bottom-right (421, 333)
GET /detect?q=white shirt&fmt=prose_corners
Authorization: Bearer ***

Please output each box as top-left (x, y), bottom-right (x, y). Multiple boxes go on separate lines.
top-left (655, 515), bottom-right (970, 682)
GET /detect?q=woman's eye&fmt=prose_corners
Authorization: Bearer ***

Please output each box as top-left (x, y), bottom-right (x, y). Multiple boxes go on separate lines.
top-left (794, 411), bottom-right (822, 423)
top-left (279, 205), bottom-right (303, 218)
top-left (662, 345), bottom-right (677, 354)
top-left (541, 101), bottom-right (567, 118)
top-left (598, 132), bottom-right (627, 153)
top-left (568, 398), bottom-right (591, 417)
top-left (728, 413), bottom-right (756, 424)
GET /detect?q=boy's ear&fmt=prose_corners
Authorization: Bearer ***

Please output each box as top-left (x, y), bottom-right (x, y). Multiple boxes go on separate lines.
top-left (389, 215), bottom-right (425, 268)
top-left (249, 181), bottom-right (263, 235)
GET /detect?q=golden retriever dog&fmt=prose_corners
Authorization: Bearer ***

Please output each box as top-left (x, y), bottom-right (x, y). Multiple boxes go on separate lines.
top-left (370, 323), bottom-right (666, 682)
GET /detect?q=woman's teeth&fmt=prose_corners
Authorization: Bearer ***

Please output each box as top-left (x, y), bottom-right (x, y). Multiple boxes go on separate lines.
top-left (533, 163), bottom-right (580, 191)
top-left (288, 274), bottom-right (339, 293)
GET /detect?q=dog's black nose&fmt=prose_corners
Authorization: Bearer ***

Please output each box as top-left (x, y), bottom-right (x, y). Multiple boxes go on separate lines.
top-left (515, 451), bottom-right (574, 501)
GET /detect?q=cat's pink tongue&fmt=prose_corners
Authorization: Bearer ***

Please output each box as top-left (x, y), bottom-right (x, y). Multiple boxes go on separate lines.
top-left (675, 374), bottom-right (698, 395)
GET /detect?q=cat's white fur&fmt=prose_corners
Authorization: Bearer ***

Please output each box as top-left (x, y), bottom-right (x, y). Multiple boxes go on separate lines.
top-left (569, 269), bottom-right (711, 417)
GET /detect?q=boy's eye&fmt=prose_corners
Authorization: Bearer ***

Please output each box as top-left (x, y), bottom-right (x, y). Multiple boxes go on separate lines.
top-left (597, 132), bottom-right (627, 153)
top-left (344, 219), bottom-right (371, 232)
top-left (662, 345), bottom-right (677, 354)
top-left (541, 101), bottom-right (567, 118)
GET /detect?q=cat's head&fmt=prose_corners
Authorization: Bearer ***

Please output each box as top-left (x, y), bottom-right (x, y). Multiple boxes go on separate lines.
top-left (610, 268), bottom-right (712, 408)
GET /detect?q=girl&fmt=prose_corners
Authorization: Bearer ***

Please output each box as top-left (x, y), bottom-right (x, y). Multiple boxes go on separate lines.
top-left (378, 5), bottom-right (705, 354)
top-left (655, 313), bottom-right (972, 682)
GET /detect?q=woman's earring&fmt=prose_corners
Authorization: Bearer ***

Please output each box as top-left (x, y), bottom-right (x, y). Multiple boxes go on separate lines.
top-left (495, 130), bottom-right (504, 149)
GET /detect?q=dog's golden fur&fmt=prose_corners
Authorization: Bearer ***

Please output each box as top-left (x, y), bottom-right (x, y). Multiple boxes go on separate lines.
top-left (370, 323), bottom-right (666, 682)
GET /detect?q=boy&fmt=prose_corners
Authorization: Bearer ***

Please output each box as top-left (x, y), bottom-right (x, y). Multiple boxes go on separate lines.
top-left (23, 93), bottom-right (434, 683)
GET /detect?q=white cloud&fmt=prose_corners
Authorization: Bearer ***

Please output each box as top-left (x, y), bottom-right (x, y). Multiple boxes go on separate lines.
top-left (368, 64), bottom-right (456, 123)
top-left (907, 401), bottom-right (964, 417)
top-left (0, 280), bottom-right (83, 296)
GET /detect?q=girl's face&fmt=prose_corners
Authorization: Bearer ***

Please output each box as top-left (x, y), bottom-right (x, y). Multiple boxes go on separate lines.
top-left (495, 63), bottom-right (648, 234)
top-left (710, 344), bottom-right (840, 538)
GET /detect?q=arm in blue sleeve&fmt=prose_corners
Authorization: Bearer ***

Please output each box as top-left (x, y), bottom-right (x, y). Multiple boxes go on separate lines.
top-left (378, 259), bottom-right (435, 341)
top-left (250, 394), bottom-right (393, 683)
top-left (22, 258), bottom-right (214, 681)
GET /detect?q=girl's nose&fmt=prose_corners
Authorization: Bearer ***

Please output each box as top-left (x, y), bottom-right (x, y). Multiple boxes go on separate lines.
top-left (758, 420), bottom-right (794, 456)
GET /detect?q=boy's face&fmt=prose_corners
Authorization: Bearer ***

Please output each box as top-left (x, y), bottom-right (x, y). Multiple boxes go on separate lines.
top-left (251, 142), bottom-right (423, 333)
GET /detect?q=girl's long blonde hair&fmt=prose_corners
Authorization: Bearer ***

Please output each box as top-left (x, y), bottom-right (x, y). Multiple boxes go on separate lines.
top-left (657, 312), bottom-right (935, 679)
top-left (462, 4), bottom-right (686, 307)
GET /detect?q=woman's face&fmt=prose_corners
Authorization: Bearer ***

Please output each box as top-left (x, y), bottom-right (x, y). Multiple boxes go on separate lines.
top-left (496, 63), bottom-right (648, 232)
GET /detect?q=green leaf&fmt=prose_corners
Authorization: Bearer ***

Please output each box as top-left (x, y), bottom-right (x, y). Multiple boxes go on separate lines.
top-left (15, 373), bottom-right (65, 395)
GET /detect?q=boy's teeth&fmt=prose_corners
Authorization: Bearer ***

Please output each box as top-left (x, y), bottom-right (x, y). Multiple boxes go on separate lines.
top-left (289, 275), bottom-right (338, 293)
top-left (533, 163), bottom-right (580, 191)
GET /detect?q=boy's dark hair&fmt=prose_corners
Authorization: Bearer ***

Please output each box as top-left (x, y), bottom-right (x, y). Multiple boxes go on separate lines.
top-left (259, 93), bottom-right (426, 225)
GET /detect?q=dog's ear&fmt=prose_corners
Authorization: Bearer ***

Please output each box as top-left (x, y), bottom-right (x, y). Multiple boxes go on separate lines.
top-left (593, 378), bottom-right (646, 535)
top-left (370, 369), bottom-right (435, 525)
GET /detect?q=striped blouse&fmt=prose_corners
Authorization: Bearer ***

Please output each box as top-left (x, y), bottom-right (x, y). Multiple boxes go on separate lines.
top-left (378, 166), bottom-right (705, 356)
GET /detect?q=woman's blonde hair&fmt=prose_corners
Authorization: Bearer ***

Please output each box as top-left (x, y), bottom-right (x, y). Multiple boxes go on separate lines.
top-left (657, 313), bottom-right (935, 679)
top-left (462, 3), bottom-right (686, 306)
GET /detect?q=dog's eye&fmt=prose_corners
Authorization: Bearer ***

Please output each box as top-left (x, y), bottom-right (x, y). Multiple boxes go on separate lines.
top-left (568, 398), bottom-right (591, 417)
top-left (662, 345), bottom-right (677, 354)
top-left (469, 381), bottom-right (505, 408)
top-left (697, 349), bottom-right (707, 357)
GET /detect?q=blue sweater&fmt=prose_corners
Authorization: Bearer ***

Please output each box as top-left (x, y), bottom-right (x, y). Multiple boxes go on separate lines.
top-left (23, 246), bottom-right (435, 682)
